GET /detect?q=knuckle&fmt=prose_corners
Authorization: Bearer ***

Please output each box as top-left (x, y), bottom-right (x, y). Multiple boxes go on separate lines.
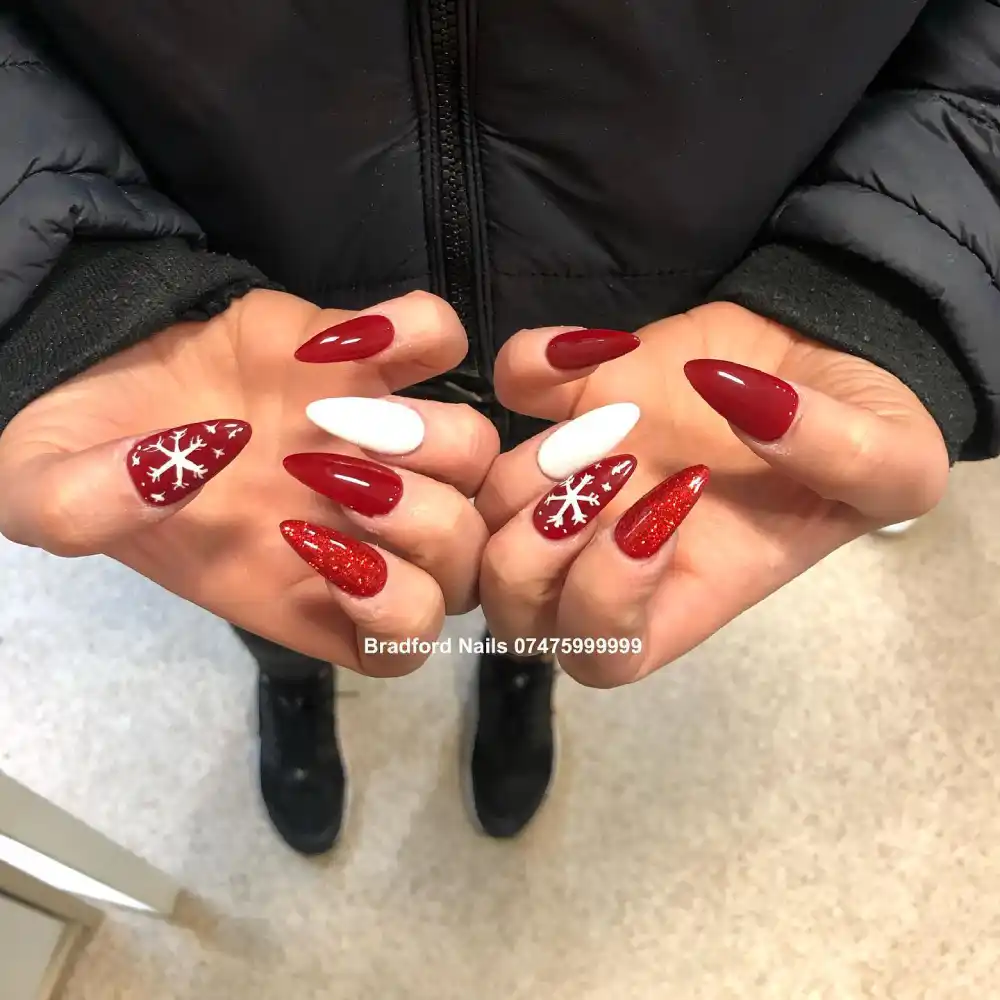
top-left (31, 483), bottom-right (94, 557)
top-left (403, 290), bottom-right (462, 334)
top-left (449, 404), bottom-right (499, 470)
top-left (840, 420), bottom-right (884, 483)
top-left (482, 538), bottom-right (555, 605)
top-left (405, 500), bottom-right (483, 571)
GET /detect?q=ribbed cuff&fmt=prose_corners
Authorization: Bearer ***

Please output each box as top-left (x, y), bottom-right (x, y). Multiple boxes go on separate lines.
top-left (709, 243), bottom-right (978, 462)
top-left (0, 238), bottom-right (282, 432)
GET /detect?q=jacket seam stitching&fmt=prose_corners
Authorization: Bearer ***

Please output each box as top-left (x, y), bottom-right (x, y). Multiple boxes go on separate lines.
top-left (0, 59), bottom-right (45, 70)
top-left (801, 176), bottom-right (1000, 295)
top-left (936, 93), bottom-right (1000, 138)
top-left (494, 268), bottom-right (717, 278)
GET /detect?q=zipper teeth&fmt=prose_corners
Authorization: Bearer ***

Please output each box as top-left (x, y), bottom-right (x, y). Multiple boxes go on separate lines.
top-left (428, 0), bottom-right (476, 337)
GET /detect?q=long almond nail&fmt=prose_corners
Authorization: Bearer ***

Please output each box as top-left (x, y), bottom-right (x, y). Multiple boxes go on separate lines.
top-left (684, 360), bottom-right (798, 442)
top-left (127, 420), bottom-right (251, 507)
top-left (614, 465), bottom-right (710, 559)
top-left (536, 402), bottom-right (640, 481)
top-left (280, 520), bottom-right (387, 597)
top-left (305, 398), bottom-right (425, 455)
top-left (534, 455), bottom-right (636, 539)
top-left (295, 315), bottom-right (395, 363)
top-left (283, 453), bottom-right (403, 516)
top-left (546, 329), bottom-right (640, 370)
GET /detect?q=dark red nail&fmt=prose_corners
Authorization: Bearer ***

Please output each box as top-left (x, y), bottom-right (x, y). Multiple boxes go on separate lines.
top-left (283, 453), bottom-right (403, 517)
top-left (295, 315), bottom-right (395, 363)
top-left (614, 465), bottom-right (710, 559)
top-left (684, 360), bottom-right (798, 442)
top-left (127, 419), bottom-right (251, 507)
top-left (546, 329), bottom-right (640, 370)
top-left (280, 520), bottom-right (387, 597)
top-left (534, 455), bottom-right (637, 540)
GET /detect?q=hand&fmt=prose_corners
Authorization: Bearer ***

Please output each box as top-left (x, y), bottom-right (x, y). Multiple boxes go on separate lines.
top-left (0, 290), bottom-right (499, 675)
top-left (476, 303), bottom-right (949, 686)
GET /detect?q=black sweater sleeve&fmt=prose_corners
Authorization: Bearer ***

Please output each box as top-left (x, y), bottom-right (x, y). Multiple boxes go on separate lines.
top-left (711, 0), bottom-right (1000, 463)
top-left (0, 14), bottom-right (278, 432)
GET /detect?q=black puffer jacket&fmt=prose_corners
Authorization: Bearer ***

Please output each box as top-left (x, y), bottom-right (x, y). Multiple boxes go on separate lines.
top-left (1, 2), bottom-right (998, 459)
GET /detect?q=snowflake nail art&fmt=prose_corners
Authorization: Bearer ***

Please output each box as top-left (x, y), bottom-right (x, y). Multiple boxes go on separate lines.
top-left (127, 420), bottom-right (252, 507)
top-left (533, 455), bottom-right (637, 540)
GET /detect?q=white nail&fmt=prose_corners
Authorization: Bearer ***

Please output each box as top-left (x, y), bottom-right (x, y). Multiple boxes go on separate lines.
top-left (537, 402), bottom-right (641, 480)
top-left (306, 398), bottom-right (425, 455)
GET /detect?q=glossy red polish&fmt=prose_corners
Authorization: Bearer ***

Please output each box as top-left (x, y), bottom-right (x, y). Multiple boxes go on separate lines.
top-left (280, 520), bottom-right (387, 597)
top-left (283, 453), bottom-right (403, 517)
top-left (127, 419), bottom-right (251, 507)
top-left (685, 359), bottom-right (799, 442)
top-left (545, 328), bottom-right (640, 370)
top-left (534, 455), bottom-right (637, 540)
top-left (295, 315), bottom-right (395, 363)
top-left (614, 465), bottom-right (710, 559)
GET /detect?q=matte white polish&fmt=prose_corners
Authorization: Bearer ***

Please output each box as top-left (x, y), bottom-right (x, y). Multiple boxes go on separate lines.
top-left (306, 397), bottom-right (425, 455)
top-left (536, 402), bottom-right (641, 480)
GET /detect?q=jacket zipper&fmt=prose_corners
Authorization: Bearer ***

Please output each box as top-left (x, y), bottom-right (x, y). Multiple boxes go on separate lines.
top-left (420, 0), bottom-right (492, 384)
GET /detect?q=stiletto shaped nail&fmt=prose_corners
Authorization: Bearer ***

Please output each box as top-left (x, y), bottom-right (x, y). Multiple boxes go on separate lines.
top-left (534, 455), bottom-right (637, 539)
top-left (614, 465), bottom-right (710, 559)
top-left (536, 402), bottom-right (640, 481)
top-left (295, 315), bottom-right (395, 363)
top-left (546, 329), bottom-right (640, 370)
top-left (284, 453), bottom-right (403, 517)
top-left (305, 398), bottom-right (425, 455)
top-left (685, 360), bottom-right (798, 442)
top-left (127, 419), bottom-right (251, 507)
top-left (280, 520), bottom-right (387, 597)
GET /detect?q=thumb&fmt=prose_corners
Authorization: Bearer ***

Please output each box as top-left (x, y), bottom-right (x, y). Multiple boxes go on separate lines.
top-left (0, 418), bottom-right (251, 556)
top-left (684, 358), bottom-right (949, 523)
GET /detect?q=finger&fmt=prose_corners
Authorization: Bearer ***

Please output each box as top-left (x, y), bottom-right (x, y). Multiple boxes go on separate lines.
top-left (0, 418), bottom-right (251, 557)
top-left (492, 325), bottom-right (641, 420)
top-left (283, 453), bottom-right (487, 613)
top-left (306, 396), bottom-right (500, 497)
top-left (475, 402), bottom-right (640, 532)
top-left (280, 520), bottom-right (445, 678)
top-left (295, 291), bottom-right (469, 392)
top-left (479, 455), bottom-right (638, 642)
top-left (553, 466), bottom-right (710, 688)
top-left (684, 359), bottom-right (950, 522)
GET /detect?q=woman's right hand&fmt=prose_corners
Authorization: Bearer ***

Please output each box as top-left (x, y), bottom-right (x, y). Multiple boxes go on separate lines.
top-left (0, 290), bottom-right (499, 675)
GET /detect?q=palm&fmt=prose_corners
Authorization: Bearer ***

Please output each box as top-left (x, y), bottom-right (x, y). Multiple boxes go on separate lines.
top-left (5, 291), bottom-right (394, 666)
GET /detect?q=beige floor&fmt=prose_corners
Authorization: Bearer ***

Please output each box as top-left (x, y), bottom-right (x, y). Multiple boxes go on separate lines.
top-left (2, 460), bottom-right (1000, 999)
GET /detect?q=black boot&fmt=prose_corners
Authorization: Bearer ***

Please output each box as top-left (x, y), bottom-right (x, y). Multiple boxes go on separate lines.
top-left (257, 665), bottom-right (344, 855)
top-left (469, 638), bottom-right (556, 838)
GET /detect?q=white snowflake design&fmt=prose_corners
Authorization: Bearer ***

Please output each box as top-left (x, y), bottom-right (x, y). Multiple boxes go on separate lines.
top-left (140, 428), bottom-right (210, 499)
top-left (543, 458), bottom-right (635, 529)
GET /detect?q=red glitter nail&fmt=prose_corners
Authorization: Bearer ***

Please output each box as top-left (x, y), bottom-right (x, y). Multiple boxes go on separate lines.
top-left (127, 419), bottom-right (251, 507)
top-left (280, 520), bottom-right (387, 597)
top-left (533, 455), bottom-right (637, 540)
top-left (614, 465), bottom-right (710, 559)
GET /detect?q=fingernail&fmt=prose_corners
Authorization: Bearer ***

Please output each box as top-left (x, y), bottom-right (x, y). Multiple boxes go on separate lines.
top-left (536, 402), bottom-right (640, 481)
top-left (283, 453), bottom-right (403, 517)
top-left (280, 520), bottom-right (387, 597)
top-left (127, 419), bottom-right (251, 507)
top-left (305, 398), bottom-right (425, 455)
top-left (684, 360), bottom-right (798, 442)
top-left (534, 455), bottom-right (637, 540)
top-left (614, 465), bottom-right (710, 559)
top-left (295, 315), bottom-right (395, 363)
top-left (546, 329), bottom-right (640, 370)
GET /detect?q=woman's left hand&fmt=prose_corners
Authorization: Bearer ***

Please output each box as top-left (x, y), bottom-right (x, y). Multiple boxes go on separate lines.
top-left (475, 302), bottom-right (950, 687)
